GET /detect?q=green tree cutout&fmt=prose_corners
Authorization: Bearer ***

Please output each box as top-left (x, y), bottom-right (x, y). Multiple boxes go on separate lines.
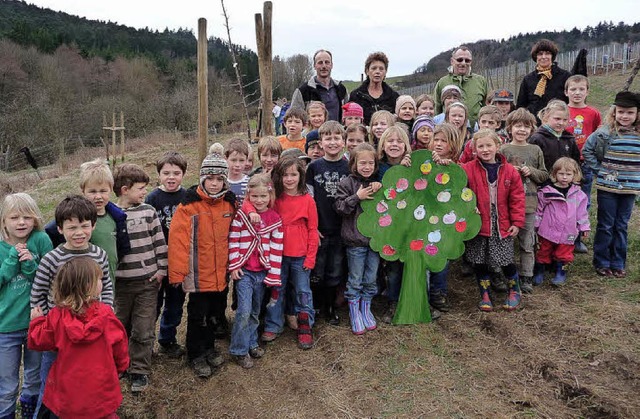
top-left (357, 150), bottom-right (481, 324)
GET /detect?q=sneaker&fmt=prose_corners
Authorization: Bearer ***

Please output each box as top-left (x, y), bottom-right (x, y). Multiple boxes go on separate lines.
top-left (430, 307), bottom-right (442, 321)
top-left (382, 301), bottom-right (397, 324)
top-left (158, 342), bottom-right (185, 358)
top-left (595, 267), bottom-right (613, 277)
top-left (261, 331), bottom-right (278, 342)
top-left (233, 354), bottom-right (254, 369)
top-left (249, 346), bottom-right (265, 359)
top-left (191, 357), bottom-right (212, 378)
top-left (612, 269), bottom-right (627, 278)
top-left (286, 314), bottom-right (298, 330)
top-left (430, 293), bottom-right (451, 312)
top-left (206, 350), bottom-right (225, 368)
top-left (130, 374), bottom-right (149, 393)
top-left (520, 276), bottom-right (534, 294)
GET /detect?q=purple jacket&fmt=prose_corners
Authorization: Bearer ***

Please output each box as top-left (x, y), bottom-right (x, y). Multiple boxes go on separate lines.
top-left (535, 184), bottom-right (590, 245)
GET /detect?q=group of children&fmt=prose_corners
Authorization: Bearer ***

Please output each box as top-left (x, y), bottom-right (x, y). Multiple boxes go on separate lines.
top-left (0, 72), bottom-right (638, 418)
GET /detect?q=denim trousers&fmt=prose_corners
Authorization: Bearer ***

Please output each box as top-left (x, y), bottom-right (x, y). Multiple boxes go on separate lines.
top-left (0, 329), bottom-right (41, 416)
top-left (429, 261), bottom-right (450, 297)
top-left (229, 270), bottom-right (265, 356)
top-left (35, 351), bottom-right (57, 416)
top-left (385, 260), bottom-right (404, 303)
top-left (264, 256), bottom-right (314, 334)
top-left (345, 246), bottom-right (379, 301)
top-left (581, 163), bottom-right (594, 209)
top-left (517, 213), bottom-right (537, 277)
top-left (593, 190), bottom-right (636, 270)
top-left (156, 277), bottom-right (186, 347)
top-left (313, 235), bottom-right (345, 288)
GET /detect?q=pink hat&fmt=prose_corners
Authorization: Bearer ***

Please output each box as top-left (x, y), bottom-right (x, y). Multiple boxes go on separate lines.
top-left (342, 102), bottom-right (364, 118)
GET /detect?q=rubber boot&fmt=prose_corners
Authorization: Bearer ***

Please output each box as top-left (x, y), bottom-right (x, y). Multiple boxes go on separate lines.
top-left (551, 262), bottom-right (567, 286)
top-left (326, 287), bottom-right (339, 326)
top-left (359, 299), bottom-right (377, 331)
top-left (477, 276), bottom-right (493, 312)
top-left (19, 394), bottom-right (37, 419)
top-left (297, 312), bottom-right (313, 350)
top-left (348, 299), bottom-right (365, 335)
top-left (532, 262), bottom-right (545, 286)
top-left (503, 274), bottom-right (522, 311)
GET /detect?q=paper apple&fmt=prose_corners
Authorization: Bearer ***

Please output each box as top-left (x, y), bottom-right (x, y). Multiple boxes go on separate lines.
top-left (397, 200), bottom-right (407, 209)
top-left (429, 215), bottom-right (439, 224)
top-left (456, 219), bottom-right (467, 232)
top-left (428, 230), bottom-right (442, 243)
top-left (396, 178), bottom-right (409, 192)
top-left (414, 205), bottom-right (426, 220)
top-left (382, 245), bottom-right (396, 256)
top-left (442, 211), bottom-right (456, 225)
top-left (435, 172), bottom-right (450, 185)
top-left (437, 191), bottom-right (451, 203)
top-left (414, 178), bottom-right (427, 190)
top-left (376, 201), bottom-right (388, 213)
top-left (379, 214), bottom-right (392, 227)
top-left (425, 244), bottom-right (438, 255)
top-left (461, 188), bottom-right (473, 202)
top-left (420, 162), bottom-right (432, 174)
top-left (385, 188), bottom-right (397, 200)
top-left (410, 239), bottom-right (424, 251)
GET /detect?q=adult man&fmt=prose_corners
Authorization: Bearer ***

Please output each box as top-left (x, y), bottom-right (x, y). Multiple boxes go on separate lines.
top-left (433, 46), bottom-right (487, 127)
top-left (291, 49), bottom-right (348, 122)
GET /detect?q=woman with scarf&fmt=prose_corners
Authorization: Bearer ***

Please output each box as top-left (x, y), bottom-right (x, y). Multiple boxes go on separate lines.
top-left (516, 39), bottom-right (571, 123)
top-left (349, 52), bottom-right (399, 125)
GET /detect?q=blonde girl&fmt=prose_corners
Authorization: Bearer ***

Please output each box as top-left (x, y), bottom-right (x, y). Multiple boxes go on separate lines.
top-left (529, 99), bottom-right (580, 171)
top-left (415, 94), bottom-right (435, 117)
top-left (228, 174), bottom-right (283, 368)
top-left (431, 123), bottom-right (463, 162)
top-left (28, 257), bottom-right (128, 418)
top-left (0, 193), bottom-right (52, 419)
top-left (369, 110), bottom-right (395, 147)
top-left (411, 115), bottom-right (435, 150)
top-left (377, 125), bottom-right (411, 177)
top-left (445, 101), bottom-right (471, 145)
top-left (306, 101), bottom-right (328, 132)
top-left (335, 143), bottom-right (382, 334)
top-left (345, 123), bottom-right (368, 160)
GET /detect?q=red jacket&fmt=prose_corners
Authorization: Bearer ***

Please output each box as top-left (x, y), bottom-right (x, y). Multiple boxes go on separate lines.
top-left (28, 302), bottom-right (129, 419)
top-left (462, 155), bottom-right (525, 238)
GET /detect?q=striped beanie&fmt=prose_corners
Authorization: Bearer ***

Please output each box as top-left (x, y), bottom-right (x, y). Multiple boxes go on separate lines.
top-left (412, 115), bottom-right (436, 141)
top-left (200, 153), bottom-right (228, 197)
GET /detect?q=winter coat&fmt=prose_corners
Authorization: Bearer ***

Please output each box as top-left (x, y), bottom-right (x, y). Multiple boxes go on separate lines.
top-left (535, 184), bottom-right (590, 244)
top-left (434, 69), bottom-right (488, 126)
top-left (582, 125), bottom-right (613, 173)
top-left (516, 63), bottom-right (571, 121)
top-left (28, 302), bottom-right (129, 419)
top-left (348, 79), bottom-right (399, 125)
top-left (462, 155), bottom-right (526, 238)
top-left (334, 174), bottom-right (376, 247)
top-left (528, 126), bottom-right (580, 175)
top-left (292, 76), bottom-right (348, 121)
top-left (168, 185), bottom-right (236, 293)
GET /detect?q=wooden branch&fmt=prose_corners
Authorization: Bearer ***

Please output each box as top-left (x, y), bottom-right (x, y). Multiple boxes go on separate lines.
top-left (623, 58), bottom-right (640, 92)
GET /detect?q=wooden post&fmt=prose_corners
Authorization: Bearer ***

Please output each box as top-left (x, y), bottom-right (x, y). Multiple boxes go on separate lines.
top-left (111, 112), bottom-right (116, 167)
top-left (197, 18), bottom-right (208, 164)
top-left (255, 1), bottom-right (273, 137)
top-left (120, 111), bottom-right (125, 162)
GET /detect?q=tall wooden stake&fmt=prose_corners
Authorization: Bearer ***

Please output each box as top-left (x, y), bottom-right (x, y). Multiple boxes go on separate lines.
top-left (255, 1), bottom-right (273, 136)
top-left (120, 111), bottom-right (125, 162)
top-left (197, 18), bottom-right (208, 163)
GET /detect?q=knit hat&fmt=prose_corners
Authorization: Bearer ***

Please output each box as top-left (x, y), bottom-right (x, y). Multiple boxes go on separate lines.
top-left (395, 95), bottom-right (416, 116)
top-left (440, 85), bottom-right (462, 100)
top-left (411, 115), bottom-right (435, 140)
top-left (200, 153), bottom-right (228, 198)
top-left (281, 148), bottom-right (312, 163)
top-left (342, 102), bottom-right (364, 119)
top-left (305, 129), bottom-right (320, 153)
top-left (613, 91), bottom-right (640, 108)
top-left (493, 89), bottom-right (514, 102)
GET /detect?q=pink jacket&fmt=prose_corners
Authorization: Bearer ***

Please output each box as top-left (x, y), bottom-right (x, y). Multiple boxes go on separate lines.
top-left (535, 184), bottom-right (590, 245)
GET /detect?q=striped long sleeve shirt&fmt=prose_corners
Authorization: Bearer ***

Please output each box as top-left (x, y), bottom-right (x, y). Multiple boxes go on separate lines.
top-left (116, 203), bottom-right (168, 281)
top-left (30, 244), bottom-right (112, 313)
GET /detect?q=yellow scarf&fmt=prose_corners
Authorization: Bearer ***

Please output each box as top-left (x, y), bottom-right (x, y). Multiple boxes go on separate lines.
top-left (534, 65), bottom-right (552, 97)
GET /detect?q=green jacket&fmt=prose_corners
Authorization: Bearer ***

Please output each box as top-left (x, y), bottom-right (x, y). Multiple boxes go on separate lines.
top-left (434, 70), bottom-right (488, 127)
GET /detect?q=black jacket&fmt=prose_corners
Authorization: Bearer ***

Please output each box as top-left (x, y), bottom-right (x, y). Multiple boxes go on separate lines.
top-left (528, 126), bottom-right (580, 174)
top-left (348, 80), bottom-right (399, 125)
top-left (516, 63), bottom-right (571, 120)
top-left (295, 77), bottom-right (348, 121)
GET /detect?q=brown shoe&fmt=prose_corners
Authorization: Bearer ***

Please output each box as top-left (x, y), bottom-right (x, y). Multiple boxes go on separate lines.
top-left (233, 354), bottom-right (254, 369)
top-left (612, 269), bottom-right (627, 278)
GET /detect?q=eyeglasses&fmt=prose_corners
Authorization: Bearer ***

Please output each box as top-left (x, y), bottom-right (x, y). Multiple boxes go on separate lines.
top-left (454, 58), bottom-right (472, 63)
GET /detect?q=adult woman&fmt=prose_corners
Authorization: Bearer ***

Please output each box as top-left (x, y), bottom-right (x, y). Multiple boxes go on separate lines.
top-left (516, 39), bottom-right (571, 120)
top-left (349, 52), bottom-right (399, 125)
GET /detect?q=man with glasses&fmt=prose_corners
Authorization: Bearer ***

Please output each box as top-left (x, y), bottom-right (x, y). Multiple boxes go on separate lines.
top-left (434, 46), bottom-right (487, 127)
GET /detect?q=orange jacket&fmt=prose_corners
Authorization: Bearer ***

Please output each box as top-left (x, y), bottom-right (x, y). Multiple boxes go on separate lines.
top-left (168, 186), bottom-right (236, 292)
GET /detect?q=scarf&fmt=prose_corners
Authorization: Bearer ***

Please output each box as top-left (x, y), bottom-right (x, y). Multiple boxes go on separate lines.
top-left (534, 65), bottom-right (553, 97)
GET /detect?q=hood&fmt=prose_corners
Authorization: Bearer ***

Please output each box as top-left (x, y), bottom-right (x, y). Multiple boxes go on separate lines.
top-left (62, 303), bottom-right (106, 344)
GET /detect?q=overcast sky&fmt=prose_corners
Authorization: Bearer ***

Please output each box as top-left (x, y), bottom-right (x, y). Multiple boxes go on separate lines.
top-left (28, 0), bottom-right (636, 81)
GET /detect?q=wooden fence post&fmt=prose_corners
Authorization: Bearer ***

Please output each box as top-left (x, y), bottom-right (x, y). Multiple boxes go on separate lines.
top-left (255, 1), bottom-right (273, 137)
top-left (197, 18), bottom-right (208, 164)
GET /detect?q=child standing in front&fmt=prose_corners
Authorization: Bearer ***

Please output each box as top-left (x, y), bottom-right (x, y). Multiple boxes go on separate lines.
top-left (113, 164), bottom-right (168, 393)
top-left (29, 257), bottom-right (129, 419)
top-left (583, 91), bottom-right (640, 278)
top-left (461, 129), bottom-right (525, 311)
top-left (228, 174), bottom-right (283, 368)
top-left (168, 154), bottom-right (236, 377)
top-left (335, 143), bottom-right (382, 334)
top-left (533, 158), bottom-right (590, 286)
top-left (0, 193), bottom-right (52, 419)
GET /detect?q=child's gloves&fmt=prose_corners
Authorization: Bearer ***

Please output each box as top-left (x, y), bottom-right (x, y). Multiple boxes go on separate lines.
top-left (267, 288), bottom-right (279, 308)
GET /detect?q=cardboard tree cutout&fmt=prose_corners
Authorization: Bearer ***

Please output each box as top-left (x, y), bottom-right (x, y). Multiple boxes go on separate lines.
top-left (357, 150), bottom-right (481, 325)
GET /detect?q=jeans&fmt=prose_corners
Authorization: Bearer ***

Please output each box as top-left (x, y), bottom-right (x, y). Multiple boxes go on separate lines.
top-left (264, 256), bottom-right (314, 334)
top-left (345, 246), bottom-right (379, 301)
top-left (517, 213), bottom-right (537, 277)
top-left (593, 190), bottom-right (636, 270)
top-left (385, 261), bottom-right (404, 303)
top-left (429, 262), bottom-right (449, 296)
top-left (0, 330), bottom-right (41, 416)
top-left (36, 351), bottom-right (57, 416)
top-left (229, 271), bottom-right (265, 356)
top-left (581, 163), bottom-right (594, 209)
top-left (156, 277), bottom-right (186, 346)
top-left (313, 235), bottom-right (345, 288)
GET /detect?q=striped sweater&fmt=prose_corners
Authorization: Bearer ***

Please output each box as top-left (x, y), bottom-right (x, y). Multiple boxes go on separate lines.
top-left (30, 244), bottom-right (111, 313)
top-left (115, 203), bottom-right (168, 281)
top-left (594, 129), bottom-right (640, 195)
top-left (228, 208), bottom-right (283, 286)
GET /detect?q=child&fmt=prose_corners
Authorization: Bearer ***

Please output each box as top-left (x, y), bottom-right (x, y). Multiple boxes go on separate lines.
top-left (491, 89), bottom-right (516, 130)
top-left (445, 102), bottom-right (471, 147)
top-left (529, 99), bottom-right (580, 173)
top-left (334, 143), bottom-right (382, 334)
top-left (305, 130), bottom-right (324, 161)
top-left (28, 257), bottom-right (129, 419)
top-left (252, 136), bottom-right (282, 176)
top-left (411, 115), bottom-right (435, 150)
top-left (31, 195), bottom-right (112, 410)
top-left (344, 123), bottom-right (368, 160)
top-left (460, 105), bottom-right (504, 164)
top-left (145, 151), bottom-right (188, 358)
top-left (244, 146), bottom-right (255, 175)
top-left (582, 91), bottom-right (640, 278)
top-left (533, 158), bottom-right (590, 286)
top-left (113, 164), bottom-right (168, 393)
top-left (306, 121), bottom-right (349, 326)
top-left (395, 95), bottom-right (416, 132)
top-left (225, 138), bottom-right (251, 205)
top-left (258, 156), bottom-right (319, 349)
top-left (168, 153), bottom-right (235, 377)
top-left (342, 102), bottom-right (364, 126)
top-left (228, 174), bottom-right (283, 368)
top-left (306, 101), bottom-right (328, 133)
top-left (278, 107), bottom-right (308, 151)
top-left (0, 193), bottom-right (52, 419)
top-left (415, 94), bottom-right (435, 117)
top-left (501, 108), bottom-right (549, 292)
top-left (461, 129), bottom-right (525, 311)
top-left (434, 85), bottom-right (463, 125)
top-left (209, 142), bottom-right (225, 155)
top-left (369, 110), bottom-right (395, 147)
